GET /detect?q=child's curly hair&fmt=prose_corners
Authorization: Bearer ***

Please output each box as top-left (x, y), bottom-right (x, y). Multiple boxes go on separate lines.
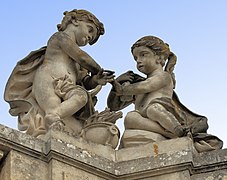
top-left (131, 36), bottom-right (177, 88)
top-left (57, 9), bottom-right (104, 45)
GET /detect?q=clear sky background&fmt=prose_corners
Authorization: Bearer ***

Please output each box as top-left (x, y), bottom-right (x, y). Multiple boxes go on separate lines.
top-left (1, 1), bottom-right (227, 148)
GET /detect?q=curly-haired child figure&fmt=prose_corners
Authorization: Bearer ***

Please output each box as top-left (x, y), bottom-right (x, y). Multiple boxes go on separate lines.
top-left (109, 36), bottom-right (185, 138)
top-left (5, 9), bottom-right (114, 136)
top-left (33, 9), bottom-right (114, 126)
top-left (108, 36), bottom-right (223, 152)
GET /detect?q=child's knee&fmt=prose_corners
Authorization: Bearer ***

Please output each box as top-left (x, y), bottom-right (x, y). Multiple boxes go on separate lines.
top-left (124, 111), bottom-right (140, 128)
top-left (76, 93), bottom-right (88, 106)
top-left (69, 87), bottom-right (88, 106)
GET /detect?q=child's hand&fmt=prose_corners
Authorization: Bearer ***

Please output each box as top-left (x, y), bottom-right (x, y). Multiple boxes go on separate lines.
top-left (116, 71), bottom-right (134, 84)
top-left (112, 80), bottom-right (123, 95)
top-left (93, 69), bottom-right (115, 85)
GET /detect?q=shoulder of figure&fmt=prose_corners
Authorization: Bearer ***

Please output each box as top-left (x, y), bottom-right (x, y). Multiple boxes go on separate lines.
top-left (163, 71), bottom-right (172, 76)
top-left (147, 71), bottom-right (171, 81)
top-left (162, 71), bottom-right (172, 80)
top-left (48, 32), bottom-right (61, 43)
top-left (49, 32), bottom-right (77, 48)
top-left (49, 32), bottom-right (70, 41)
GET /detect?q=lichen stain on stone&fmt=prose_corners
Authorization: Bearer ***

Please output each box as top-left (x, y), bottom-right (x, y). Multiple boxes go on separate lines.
top-left (153, 143), bottom-right (159, 156)
top-left (175, 151), bottom-right (188, 158)
top-left (57, 139), bottom-right (63, 143)
top-left (66, 144), bottom-right (76, 149)
top-left (115, 170), bottom-right (120, 175)
top-left (179, 151), bottom-right (188, 156)
top-left (205, 176), bottom-right (214, 180)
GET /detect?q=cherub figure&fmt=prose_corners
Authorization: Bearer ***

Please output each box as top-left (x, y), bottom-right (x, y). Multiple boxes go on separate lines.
top-left (108, 36), bottom-right (223, 152)
top-left (109, 36), bottom-right (184, 137)
top-left (5, 9), bottom-right (114, 137)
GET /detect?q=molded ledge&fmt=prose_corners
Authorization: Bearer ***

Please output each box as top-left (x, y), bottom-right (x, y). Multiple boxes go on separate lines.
top-left (0, 124), bottom-right (227, 179)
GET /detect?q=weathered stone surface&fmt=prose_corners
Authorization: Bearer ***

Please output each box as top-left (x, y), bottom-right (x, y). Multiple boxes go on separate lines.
top-left (142, 170), bottom-right (191, 180)
top-left (42, 127), bottom-right (116, 161)
top-left (0, 124), bottom-right (227, 179)
top-left (191, 170), bottom-right (227, 180)
top-left (1, 150), bottom-right (48, 180)
top-left (50, 159), bottom-right (105, 180)
top-left (116, 137), bottom-right (195, 162)
top-left (121, 129), bottom-right (167, 148)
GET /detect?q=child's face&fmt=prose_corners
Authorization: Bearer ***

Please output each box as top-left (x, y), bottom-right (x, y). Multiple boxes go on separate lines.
top-left (132, 46), bottom-right (159, 75)
top-left (74, 21), bottom-right (98, 46)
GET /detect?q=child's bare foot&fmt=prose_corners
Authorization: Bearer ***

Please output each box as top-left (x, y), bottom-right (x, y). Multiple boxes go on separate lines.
top-left (49, 120), bottom-right (65, 131)
top-left (44, 113), bottom-right (65, 131)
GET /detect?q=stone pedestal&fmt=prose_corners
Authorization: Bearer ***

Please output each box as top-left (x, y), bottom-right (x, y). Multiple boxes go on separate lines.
top-left (0, 124), bottom-right (227, 180)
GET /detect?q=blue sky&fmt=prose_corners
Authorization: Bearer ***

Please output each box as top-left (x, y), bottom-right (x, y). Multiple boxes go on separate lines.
top-left (1, 1), bottom-right (227, 148)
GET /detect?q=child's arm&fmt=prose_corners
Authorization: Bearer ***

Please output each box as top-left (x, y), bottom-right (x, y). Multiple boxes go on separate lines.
top-left (114, 73), bottom-right (170, 95)
top-left (83, 69), bottom-right (115, 90)
top-left (107, 71), bottom-right (136, 111)
top-left (107, 88), bottom-right (134, 111)
top-left (59, 32), bottom-right (102, 74)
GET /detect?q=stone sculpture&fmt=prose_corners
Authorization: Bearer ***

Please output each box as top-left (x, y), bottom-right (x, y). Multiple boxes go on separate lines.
top-left (4, 9), bottom-right (223, 152)
top-left (108, 36), bottom-right (223, 152)
top-left (4, 9), bottom-right (118, 139)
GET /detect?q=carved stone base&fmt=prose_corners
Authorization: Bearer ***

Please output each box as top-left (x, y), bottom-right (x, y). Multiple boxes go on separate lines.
top-left (121, 129), bottom-right (167, 148)
top-left (0, 124), bottom-right (227, 180)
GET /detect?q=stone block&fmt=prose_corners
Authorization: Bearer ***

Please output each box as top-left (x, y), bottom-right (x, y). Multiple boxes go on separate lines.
top-left (121, 129), bottom-right (167, 148)
top-left (116, 137), bottom-right (195, 162)
top-left (191, 170), bottom-right (227, 180)
top-left (49, 159), bottom-right (106, 180)
top-left (0, 150), bottom-right (48, 180)
top-left (141, 170), bottom-right (191, 180)
top-left (43, 128), bottom-right (116, 161)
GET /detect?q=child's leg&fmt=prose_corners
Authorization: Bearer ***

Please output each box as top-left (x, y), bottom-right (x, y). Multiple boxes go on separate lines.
top-left (124, 111), bottom-right (176, 138)
top-left (35, 86), bottom-right (88, 126)
top-left (56, 87), bottom-right (88, 118)
top-left (146, 103), bottom-right (185, 137)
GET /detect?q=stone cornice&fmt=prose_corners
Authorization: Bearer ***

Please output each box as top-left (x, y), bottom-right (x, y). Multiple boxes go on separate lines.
top-left (0, 124), bottom-right (227, 179)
